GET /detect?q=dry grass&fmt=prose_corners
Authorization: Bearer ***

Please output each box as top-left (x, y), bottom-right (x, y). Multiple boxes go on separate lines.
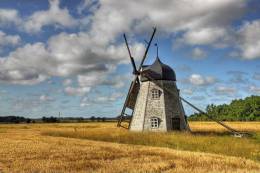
top-left (0, 122), bottom-right (259, 173)
top-left (42, 122), bottom-right (260, 161)
top-left (190, 121), bottom-right (260, 133)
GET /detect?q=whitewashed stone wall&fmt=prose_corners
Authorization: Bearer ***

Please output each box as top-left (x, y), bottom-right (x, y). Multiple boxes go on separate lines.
top-left (129, 82), bottom-right (149, 131)
top-left (130, 80), bottom-right (190, 132)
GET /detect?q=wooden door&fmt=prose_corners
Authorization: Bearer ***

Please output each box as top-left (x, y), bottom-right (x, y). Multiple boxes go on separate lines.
top-left (172, 117), bottom-right (180, 130)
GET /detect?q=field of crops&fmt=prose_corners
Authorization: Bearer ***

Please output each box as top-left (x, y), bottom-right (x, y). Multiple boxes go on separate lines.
top-left (0, 122), bottom-right (259, 173)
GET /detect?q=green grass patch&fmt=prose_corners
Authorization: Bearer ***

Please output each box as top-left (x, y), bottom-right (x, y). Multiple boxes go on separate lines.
top-left (42, 128), bottom-right (260, 162)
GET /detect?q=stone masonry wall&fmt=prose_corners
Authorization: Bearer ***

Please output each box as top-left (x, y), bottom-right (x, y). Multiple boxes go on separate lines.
top-left (143, 81), bottom-right (167, 131)
top-left (129, 82), bottom-right (149, 131)
top-left (130, 80), bottom-right (189, 131)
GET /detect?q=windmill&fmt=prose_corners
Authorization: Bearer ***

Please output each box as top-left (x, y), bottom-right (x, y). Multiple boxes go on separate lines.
top-left (117, 28), bottom-right (244, 135)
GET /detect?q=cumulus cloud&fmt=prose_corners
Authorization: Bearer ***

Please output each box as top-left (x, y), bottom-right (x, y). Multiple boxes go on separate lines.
top-left (85, 0), bottom-right (246, 46)
top-left (214, 86), bottom-right (236, 95)
top-left (237, 19), bottom-right (260, 59)
top-left (180, 27), bottom-right (228, 46)
top-left (96, 92), bottom-right (123, 102)
top-left (191, 47), bottom-right (207, 60)
top-left (23, 0), bottom-right (77, 33)
top-left (0, 30), bottom-right (144, 85)
top-left (80, 97), bottom-right (91, 107)
top-left (39, 94), bottom-right (54, 102)
top-left (182, 88), bottom-right (193, 95)
top-left (188, 74), bottom-right (217, 86)
top-left (0, 0), bottom-right (77, 33)
top-left (0, 0), bottom-right (255, 93)
top-left (0, 43), bottom-right (51, 84)
top-left (72, 73), bottom-right (128, 97)
top-left (0, 31), bottom-right (21, 47)
top-left (0, 9), bottom-right (21, 27)
top-left (249, 85), bottom-right (260, 94)
top-left (77, 0), bottom-right (99, 14)
top-left (80, 92), bottom-right (123, 107)
top-left (64, 86), bottom-right (91, 96)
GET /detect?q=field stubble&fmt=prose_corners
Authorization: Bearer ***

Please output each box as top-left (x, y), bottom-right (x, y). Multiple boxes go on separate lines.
top-left (0, 121), bottom-right (259, 173)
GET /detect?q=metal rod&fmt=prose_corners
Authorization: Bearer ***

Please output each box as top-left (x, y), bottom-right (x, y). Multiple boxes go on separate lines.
top-left (142, 73), bottom-right (242, 135)
top-left (155, 43), bottom-right (158, 57)
top-left (180, 97), bottom-right (240, 134)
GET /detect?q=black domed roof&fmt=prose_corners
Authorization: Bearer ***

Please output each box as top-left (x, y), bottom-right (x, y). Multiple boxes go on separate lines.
top-left (141, 57), bottom-right (176, 82)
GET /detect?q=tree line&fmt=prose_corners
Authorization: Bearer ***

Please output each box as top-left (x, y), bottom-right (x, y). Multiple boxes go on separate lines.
top-left (1, 95), bottom-right (259, 123)
top-left (0, 116), bottom-right (33, 123)
top-left (0, 116), bottom-right (113, 123)
top-left (189, 95), bottom-right (260, 121)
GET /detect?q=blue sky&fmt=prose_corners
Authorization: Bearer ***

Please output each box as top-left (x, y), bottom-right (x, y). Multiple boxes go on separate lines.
top-left (0, 0), bottom-right (259, 118)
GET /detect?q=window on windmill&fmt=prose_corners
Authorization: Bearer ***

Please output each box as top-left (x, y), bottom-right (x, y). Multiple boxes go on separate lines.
top-left (151, 117), bottom-right (159, 128)
top-left (151, 89), bottom-right (160, 99)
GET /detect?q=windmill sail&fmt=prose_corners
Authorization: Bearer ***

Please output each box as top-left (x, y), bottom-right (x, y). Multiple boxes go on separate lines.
top-left (126, 81), bottom-right (140, 109)
top-left (117, 28), bottom-right (156, 128)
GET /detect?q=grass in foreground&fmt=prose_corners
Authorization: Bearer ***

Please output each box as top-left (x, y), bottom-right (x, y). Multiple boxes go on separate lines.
top-left (0, 122), bottom-right (259, 173)
top-left (42, 122), bottom-right (260, 162)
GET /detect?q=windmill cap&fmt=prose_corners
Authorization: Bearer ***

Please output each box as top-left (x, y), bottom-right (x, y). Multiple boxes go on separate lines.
top-left (141, 57), bottom-right (176, 82)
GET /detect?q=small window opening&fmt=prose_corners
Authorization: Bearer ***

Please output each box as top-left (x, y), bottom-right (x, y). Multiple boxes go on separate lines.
top-left (151, 89), bottom-right (160, 99)
top-left (151, 117), bottom-right (159, 128)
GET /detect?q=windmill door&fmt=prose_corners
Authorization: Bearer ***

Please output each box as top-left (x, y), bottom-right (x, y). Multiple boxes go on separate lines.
top-left (172, 117), bottom-right (180, 130)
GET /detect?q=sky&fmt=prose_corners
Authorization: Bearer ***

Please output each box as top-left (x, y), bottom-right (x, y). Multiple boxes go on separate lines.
top-left (0, 0), bottom-right (259, 118)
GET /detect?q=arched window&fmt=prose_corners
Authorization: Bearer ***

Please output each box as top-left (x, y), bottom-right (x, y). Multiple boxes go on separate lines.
top-left (151, 117), bottom-right (159, 128)
top-left (151, 89), bottom-right (160, 99)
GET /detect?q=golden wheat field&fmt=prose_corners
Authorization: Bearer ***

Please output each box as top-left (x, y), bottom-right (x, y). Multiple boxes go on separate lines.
top-left (0, 122), bottom-right (260, 173)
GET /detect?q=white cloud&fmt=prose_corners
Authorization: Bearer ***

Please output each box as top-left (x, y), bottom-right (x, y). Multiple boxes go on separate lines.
top-left (237, 19), bottom-right (260, 59)
top-left (80, 92), bottom-right (123, 107)
top-left (0, 31), bottom-right (144, 85)
top-left (0, 31), bottom-right (21, 47)
top-left (0, 0), bottom-right (78, 33)
top-left (0, 69), bottom-right (48, 85)
top-left (191, 47), bottom-right (207, 60)
top-left (181, 27), bottom-right (228, 46)
top-left (214, 86), bottom-right (236, 95)
top-left (80, 97), bottom-right (91, 107)
top-left (39, 94), bottom-right (54, 102)
top-left (77, 0), bottom-right (98, 14)
top-left (0, 0), bottom-right (253, 90)
top-left (0, 42), bottom-right (51, 84)
top-left (188, 74), bottom-right (217, 86)
top-left (23, 0), bottom-right (77, 33)
top-left (64, 86), bottom-right (91, 96)
top-left (96, 92), bottom-right (124, 102)
top-left (249, 85), bottom-right (260, 95)
top-left (88, 0), bottom-right (245, 44)
top-left (0, 9), bottom-right (21, 27)
top-left (182, 88), bottom-right (193, 95)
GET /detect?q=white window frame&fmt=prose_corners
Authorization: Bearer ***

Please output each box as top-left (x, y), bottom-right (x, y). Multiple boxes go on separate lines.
top-left (151, 117), bottom-right (159, 128)
top-left (151, 89), bottom-right (160, 99)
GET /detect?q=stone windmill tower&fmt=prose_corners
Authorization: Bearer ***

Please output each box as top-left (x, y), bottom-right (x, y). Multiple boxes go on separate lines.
top-left (117, 28), bottom-right (190, 132)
